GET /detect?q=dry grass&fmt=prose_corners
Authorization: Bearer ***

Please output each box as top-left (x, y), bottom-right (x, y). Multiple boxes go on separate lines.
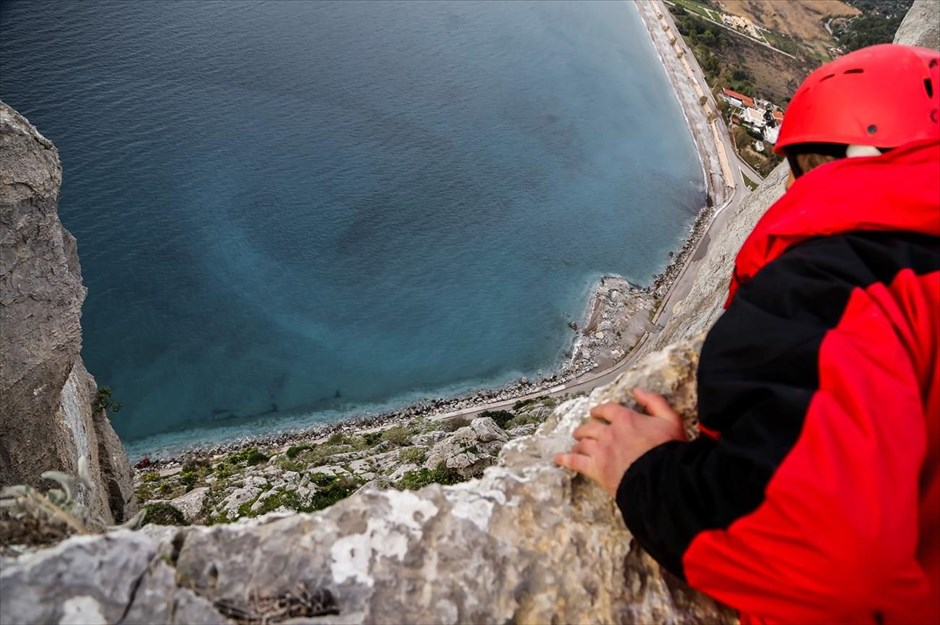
top-left (731, 36), bottom-right (818, 102)
top-left (721, 0), bottom-right (859, 55)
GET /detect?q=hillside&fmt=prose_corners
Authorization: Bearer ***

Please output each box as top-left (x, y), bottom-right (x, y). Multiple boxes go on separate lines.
top-left (721, 0), bottom-right (859, 58)
top-left (669, 0), bottom-right (914, 103)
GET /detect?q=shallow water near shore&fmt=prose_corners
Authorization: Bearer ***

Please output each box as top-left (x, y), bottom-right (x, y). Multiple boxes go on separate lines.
top-left (1, 0), bottom-right (704, 454)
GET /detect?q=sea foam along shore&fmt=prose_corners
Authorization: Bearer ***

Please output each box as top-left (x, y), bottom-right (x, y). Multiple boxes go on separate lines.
top-left (131, 0), bottom-right (726, 466)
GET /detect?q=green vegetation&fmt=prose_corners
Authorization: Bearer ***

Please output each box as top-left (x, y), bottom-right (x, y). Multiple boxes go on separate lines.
top-left (835, 0), bottom-right (914, 52)
top-left (761, 30), bottom-right (800, 57)
top-left (742, 173), bottom-right (758, 191)
top-left (245, 489), bottom-right (303, 516)
top-left (379, 425), bottom-right (413, 448)
top-left (94, 386), bottom-right (123, 416)
top-left (503, 412), bottom-right (543, 430)
top-left (669, 5), bottom-right (756, 95)
top-left (669, 0), bottom-right (721, 21)
top-left (399, 447), bottom-right (428, 465)
top-left (286, 444), bottom-right (313, 459)
top-left (479, 410), bottom-right (515, 430)
top-left (307, 474), bottom-right (360, 511)
top-left (395, 465), bottom-right (465, 491)
top-left (178, 458), bottom-right (211, 491)
top-left (135, 402), bottom-right (560, 525)
top-left (141, 502), bottom-right (187, 526)
top-left (327, 432), bottom-right (350, 446)
top-left (207, 448), bottom-right (269, 481)
top-left (227, 447), bottom-right (269, 466)
top-left (361, 431), bottom-right (383, 446)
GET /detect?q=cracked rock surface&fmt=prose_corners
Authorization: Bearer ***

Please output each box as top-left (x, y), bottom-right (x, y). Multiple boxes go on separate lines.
top-left (0, 100), bottom-right (136, 524)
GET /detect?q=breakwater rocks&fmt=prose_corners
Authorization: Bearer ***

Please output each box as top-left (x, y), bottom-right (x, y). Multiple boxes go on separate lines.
top-left (651, 204), bottom-right (715, 301)
top-left (572, 275), bottom-right (656, 370)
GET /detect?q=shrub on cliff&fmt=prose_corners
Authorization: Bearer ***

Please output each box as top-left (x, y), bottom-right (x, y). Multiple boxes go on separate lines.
top-left (479, 410), bottom-right (515, 430)
top-left (94, 386), bottom-right (122, 417)
top-left (141, 502), bottom-right (187, 526)
top-left (308, 474), bottom-right (360, 511)
top-left (395, 465), bottom-right (464, 491)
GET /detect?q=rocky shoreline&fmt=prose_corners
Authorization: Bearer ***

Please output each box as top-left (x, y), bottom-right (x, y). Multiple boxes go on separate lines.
top-left (131, 270), bottom-right (671, 470)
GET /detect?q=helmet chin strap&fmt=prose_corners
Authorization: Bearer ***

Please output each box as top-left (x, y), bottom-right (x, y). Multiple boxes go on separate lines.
top-left (846, 144), bottom-right (884, 158)
top-left (789, 144), bottom-right (885, 179)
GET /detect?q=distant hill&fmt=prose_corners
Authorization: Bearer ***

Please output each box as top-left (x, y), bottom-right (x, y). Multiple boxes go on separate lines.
top-left (666, 0), bottom-right (914, 104)
top-left (832, 0), bottom-right (916, 51)
top-left (721, 0), bottom-right (859, 58)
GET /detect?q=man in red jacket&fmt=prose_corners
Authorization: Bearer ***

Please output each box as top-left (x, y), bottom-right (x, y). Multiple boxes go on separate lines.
top-left (555, 44), bottom-right (940, 624)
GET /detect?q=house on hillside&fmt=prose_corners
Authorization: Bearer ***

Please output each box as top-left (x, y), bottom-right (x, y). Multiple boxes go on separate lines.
top-left (742, 107), bottom-right (766, 130)
top-left (720, 87), bottom-right (755, 109)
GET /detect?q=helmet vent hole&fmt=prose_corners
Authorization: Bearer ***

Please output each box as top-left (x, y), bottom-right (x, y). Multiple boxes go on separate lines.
top-left (926, 79), bottom-right (934, 98)
top-left (930, 59), bottom-right (938, 68)
top-left (844, 68), bottom-right (864, 75)
top-left (820, 73), bottom-right (836, 81)
top-left (867, 124), bottom-right (878, 134)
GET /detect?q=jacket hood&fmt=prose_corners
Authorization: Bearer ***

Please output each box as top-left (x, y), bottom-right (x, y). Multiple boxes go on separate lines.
top-left (727, 138), bottom-right (940, 307)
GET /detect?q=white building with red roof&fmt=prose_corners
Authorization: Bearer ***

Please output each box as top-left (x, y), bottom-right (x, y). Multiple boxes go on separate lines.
top-left (720, 87), bottom-right (755, 109)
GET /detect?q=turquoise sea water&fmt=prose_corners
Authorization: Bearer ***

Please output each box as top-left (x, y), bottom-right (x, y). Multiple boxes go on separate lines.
top-left (0, 1), bottom-right (704, 457)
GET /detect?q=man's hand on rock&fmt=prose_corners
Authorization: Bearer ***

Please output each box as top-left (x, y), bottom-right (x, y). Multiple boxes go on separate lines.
top-left (553, 389), bottom-right (686, 497)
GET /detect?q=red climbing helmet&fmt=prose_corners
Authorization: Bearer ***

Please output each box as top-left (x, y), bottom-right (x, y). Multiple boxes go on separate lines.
top-left (774, 43), bottom-right (940, 155)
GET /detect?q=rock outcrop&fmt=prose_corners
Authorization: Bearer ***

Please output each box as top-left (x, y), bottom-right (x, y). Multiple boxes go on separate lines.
top-left (1, 335), bottom-right (736, 624)
top-left (895, 0), bottom-right (939, 50)
top-left (0, 101), bottom-right (136, 524)
top-left (423, 416), bottom-right (508, 478)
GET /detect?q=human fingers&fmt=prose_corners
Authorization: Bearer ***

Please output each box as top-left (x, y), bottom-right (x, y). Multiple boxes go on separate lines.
top-left (633, 388), bottom-right (686, 441)
top-left (553, 451), bottom-right (595, 478)
top-left (633, 389), bottom-right (679, 421)
top-left (572, 419), bottom-right (609, 441)
top-left (589, 402), bottom-right (634, 424)
top-left (570, 438), bottom-right (600, 457)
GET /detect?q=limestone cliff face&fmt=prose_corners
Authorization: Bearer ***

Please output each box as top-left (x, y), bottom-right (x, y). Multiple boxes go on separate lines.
top-left (895, 0), bottom-right (939, 50)
top-left (0, 101), bottom-right (136, 524)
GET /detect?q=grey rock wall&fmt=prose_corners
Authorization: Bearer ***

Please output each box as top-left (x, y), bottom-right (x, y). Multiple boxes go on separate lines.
top-left (0, 100), bottom-right (136, 524)
top-left (895, 0), bottom-right (939, 50)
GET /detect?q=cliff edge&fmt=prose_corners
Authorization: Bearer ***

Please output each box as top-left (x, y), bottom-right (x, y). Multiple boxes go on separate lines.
top-left (0, 101), bottom-right (136, 524)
